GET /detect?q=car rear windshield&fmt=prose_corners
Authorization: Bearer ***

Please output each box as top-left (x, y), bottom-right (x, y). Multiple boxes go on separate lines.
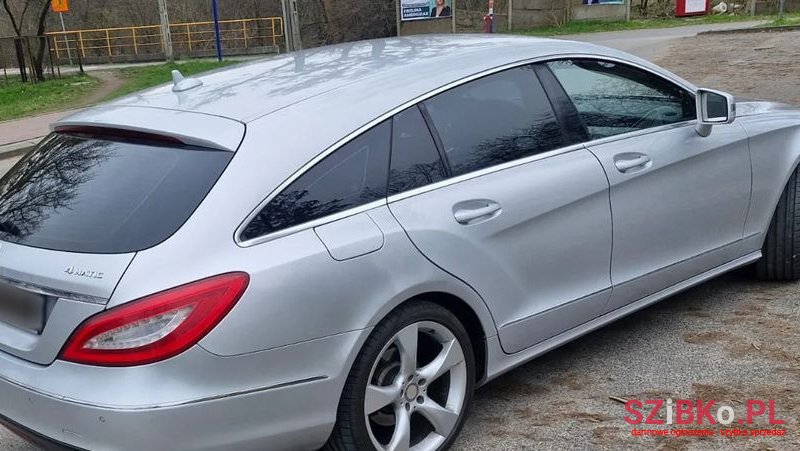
top-left (0, 132), bottom-right (232, 254)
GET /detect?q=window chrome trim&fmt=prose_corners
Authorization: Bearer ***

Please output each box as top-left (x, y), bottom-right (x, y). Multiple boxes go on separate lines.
top-left (235, 52), bottom-right (698, 247)
top-left (388, 143), bottom-right (586, 203)
top-left (236, 199), bottom-right (387, 247)
top-left (581, 119), bottom-right (697, 148)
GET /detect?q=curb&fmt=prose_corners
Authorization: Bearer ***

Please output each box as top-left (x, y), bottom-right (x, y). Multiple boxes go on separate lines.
top-left (0, 139), bottom-right (41, 161)
top-left (699, 25), bottom-right (800, 35)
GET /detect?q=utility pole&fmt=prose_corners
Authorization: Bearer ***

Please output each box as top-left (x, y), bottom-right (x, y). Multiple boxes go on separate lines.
top-left (779, 0), bottom-right (786, 20)
top-left (281, 0), bottom-right (303, 51)
top-left (158, 0), bottom-right (174, 62)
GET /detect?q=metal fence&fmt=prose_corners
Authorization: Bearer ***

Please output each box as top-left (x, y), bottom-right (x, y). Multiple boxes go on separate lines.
top-left (46, 17), bottom-right (284, 64)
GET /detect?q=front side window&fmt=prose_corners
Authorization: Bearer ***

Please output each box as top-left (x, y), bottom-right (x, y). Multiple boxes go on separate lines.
top-left (423, 65), bottom-right (565, 177)
top-left (547, 59), bottom-right (696, 140)
top-left (241, 121), bottom-right (391, 241)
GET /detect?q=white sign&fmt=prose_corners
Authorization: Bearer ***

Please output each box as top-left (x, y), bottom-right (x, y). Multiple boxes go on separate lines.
top-left (685, 0), bottom-right (706, 13)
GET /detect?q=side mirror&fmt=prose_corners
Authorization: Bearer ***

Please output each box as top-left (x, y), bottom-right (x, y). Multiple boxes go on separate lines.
top-left (695, 88), bottom-right (736, 137)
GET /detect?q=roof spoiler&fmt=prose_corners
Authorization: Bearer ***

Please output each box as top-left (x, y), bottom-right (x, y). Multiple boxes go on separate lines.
top-left (52, 106), bottom-right (245, 152)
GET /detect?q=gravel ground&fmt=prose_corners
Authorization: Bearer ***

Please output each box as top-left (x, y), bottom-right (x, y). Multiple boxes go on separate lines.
top-left (454, 30), bottom-right (800, 451)
top-left (1, 31), bottom-right (799, 451)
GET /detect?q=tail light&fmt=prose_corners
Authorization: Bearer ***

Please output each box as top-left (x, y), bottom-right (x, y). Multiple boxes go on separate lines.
top-left (60, 272), bottom-right (249, 366)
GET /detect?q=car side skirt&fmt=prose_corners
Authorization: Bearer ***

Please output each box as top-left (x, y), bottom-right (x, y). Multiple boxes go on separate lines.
top-left (483, 250), bottom-right (761, 384)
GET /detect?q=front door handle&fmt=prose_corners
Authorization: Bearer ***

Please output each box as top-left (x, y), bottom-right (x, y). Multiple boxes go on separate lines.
top-left (614, 153), bottom-right (652, 173)
top-left (453, 200), bottom-right (502, 225)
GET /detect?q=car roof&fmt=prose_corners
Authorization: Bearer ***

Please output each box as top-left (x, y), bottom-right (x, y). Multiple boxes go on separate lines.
top-left (103, 34), bottom-right (646, 124)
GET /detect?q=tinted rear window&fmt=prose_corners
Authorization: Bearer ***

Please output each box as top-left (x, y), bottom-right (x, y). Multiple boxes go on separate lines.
top-left (240, 121), bottom-right (391, 241)
top-left (0, 133), bottom-right (232, 254)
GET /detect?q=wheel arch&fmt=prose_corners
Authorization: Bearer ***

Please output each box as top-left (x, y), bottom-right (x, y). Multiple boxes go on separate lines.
top-left (739, 117), bottom-right (800, 249)
top-left (360, 286), bottom-right (495, 386)
top-left (409, 291), bottom-right (489, 385)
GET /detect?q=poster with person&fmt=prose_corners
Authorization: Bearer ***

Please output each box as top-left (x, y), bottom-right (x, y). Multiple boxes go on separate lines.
top-left (401, 0), bottom-right (453, 21)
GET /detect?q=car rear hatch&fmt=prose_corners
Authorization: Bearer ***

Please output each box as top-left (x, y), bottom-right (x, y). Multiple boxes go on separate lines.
top-left (0, 112), bottom-right (239, 364)
top-left (0, 244), bottom-right (131, 365)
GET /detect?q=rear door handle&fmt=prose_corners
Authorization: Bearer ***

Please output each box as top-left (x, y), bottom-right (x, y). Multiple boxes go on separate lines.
top-left (614, 153), bottom-right (652, 173)
top-left (453, 200), bottom-right (502, 225)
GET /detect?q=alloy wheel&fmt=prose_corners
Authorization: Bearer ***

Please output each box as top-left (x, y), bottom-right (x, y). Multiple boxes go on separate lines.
top-left (364, 320), bottom-right (468, 451)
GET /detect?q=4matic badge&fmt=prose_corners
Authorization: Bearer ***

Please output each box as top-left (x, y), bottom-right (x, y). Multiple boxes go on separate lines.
top-left (64, 266), bottom-right (104, 280)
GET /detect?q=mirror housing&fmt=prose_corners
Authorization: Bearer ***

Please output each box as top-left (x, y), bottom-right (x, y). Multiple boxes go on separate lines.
top-left (695, 88), bottom-right (736, 137)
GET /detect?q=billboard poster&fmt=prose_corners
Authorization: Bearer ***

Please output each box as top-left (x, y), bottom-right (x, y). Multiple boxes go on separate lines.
top-left (401, 0), bottom-right (453, 21)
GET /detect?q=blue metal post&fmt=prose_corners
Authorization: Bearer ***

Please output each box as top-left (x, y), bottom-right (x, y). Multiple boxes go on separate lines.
top-left (212, 0), bottom-right (223, 61)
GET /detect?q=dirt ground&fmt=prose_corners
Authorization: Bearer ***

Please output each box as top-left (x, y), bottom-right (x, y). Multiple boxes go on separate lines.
top-left (453, 31), bottom-right (800, 451)
top-left (653, 30), bottom-right (800, 106)
top-left (1, 31), bottom-right (800, 451)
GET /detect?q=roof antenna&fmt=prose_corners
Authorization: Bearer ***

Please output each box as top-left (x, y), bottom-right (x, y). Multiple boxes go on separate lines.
top-left (171, 70), bottom-right (203, 92)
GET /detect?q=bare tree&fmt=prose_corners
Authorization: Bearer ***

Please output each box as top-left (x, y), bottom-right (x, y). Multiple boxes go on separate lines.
top-left (1, 0), bottom-right (51, 81)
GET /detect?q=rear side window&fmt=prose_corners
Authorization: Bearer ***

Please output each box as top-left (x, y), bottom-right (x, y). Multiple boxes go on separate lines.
top-left (423, 65), bottom-right (565, 177)
top-left (0, 133), bottom-right (232, 254)
top-left (241, 121), bottom-right (391, 241)
top-left (389, 106), bottom-right (447, 195)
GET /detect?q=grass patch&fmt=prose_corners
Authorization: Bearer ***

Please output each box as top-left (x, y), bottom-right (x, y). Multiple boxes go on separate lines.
top-left (106, 59), bottom-right (239, 100)
top-left (0, 74), bottom-right (99, 122)
top-left (516, 14), bottom-right (774, 36)
top-left (762, 12), bottom-right (800, 26)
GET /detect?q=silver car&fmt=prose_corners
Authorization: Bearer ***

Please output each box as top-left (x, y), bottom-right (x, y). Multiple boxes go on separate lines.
top-left (0, 34), bottom-right (799, 451)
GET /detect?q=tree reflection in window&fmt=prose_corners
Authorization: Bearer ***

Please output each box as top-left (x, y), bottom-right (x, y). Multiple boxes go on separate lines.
top-left (0, 134), bottom-right (111, 241)
top-left (241, 120), bottom-right (391, 240)
top-left (388, 106), bottom-right (446, 195)
top-left (424, 65), bottom-right (565, 177)
top-left (547, 59), bottom-right (696, 139)
top-left (0, 133), bottom-right (232, 254)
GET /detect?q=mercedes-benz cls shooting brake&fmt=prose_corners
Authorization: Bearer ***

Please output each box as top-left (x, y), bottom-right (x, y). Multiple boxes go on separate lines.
top-left (1, 35), bottom-right (800, 451)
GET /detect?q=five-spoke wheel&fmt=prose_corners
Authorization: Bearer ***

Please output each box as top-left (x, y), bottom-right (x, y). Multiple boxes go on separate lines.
top-left (326, 302), bottom-right (475, 451)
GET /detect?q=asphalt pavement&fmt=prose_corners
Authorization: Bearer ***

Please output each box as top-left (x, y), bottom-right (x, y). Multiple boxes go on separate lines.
top-left (557, 20), bottom-right (766, 59)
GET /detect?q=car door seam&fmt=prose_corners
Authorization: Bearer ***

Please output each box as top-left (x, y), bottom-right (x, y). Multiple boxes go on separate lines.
top-left (384, 202), bottom-right (500, 336)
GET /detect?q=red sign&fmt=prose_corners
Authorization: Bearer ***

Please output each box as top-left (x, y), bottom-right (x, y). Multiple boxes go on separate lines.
top-left (51, 0), bottom-right (69, 13)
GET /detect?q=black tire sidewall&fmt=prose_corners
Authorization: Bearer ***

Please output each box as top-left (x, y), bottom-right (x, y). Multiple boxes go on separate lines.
top-left (328, 301), bottom-right (475, 451)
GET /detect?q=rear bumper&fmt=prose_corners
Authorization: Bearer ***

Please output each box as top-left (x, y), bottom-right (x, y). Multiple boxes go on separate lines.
top-left (0, 329), bottom-right (369, 451)
top-left (0, 370), bottom-right (335, 450)
top-left (0, 412), bottom-right (83, 451)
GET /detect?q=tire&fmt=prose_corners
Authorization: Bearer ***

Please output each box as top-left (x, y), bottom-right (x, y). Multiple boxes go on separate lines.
top-left (325, 301), bottom-right (475, 451)
top-left (756, 167), bottom-right (800, 281)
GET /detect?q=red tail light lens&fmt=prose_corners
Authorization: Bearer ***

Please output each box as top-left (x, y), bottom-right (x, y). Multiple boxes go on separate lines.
top-left (60, 272), bottom-right (249, 366)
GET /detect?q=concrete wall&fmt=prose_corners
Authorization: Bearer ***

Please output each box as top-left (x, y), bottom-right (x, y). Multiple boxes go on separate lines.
top-left (512, 0), bottom-right (568, 28)
top-left (571, 1), bottom-right (627, 21)
top-left (397, 0), bottom-right (629, 35)
top-left (755, 0), bottom-right (800, 14)
top-left (399, 17), bottom-right (454, 35)
top-left (510, 0), bottom-right (627, 30)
